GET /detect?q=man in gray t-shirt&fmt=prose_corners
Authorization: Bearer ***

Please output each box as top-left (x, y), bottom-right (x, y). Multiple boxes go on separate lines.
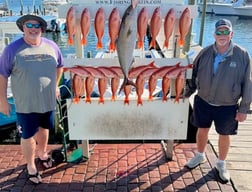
top-left (0, 14), bottom-right (63, 184)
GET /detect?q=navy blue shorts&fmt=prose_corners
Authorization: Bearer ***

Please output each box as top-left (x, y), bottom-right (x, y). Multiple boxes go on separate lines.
top-left (191, 95), bottom-right (238, 135)
top-left (16, 111), bottom-right (55, 139)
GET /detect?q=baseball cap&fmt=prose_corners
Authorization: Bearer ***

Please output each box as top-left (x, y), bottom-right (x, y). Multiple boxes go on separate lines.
top-left (215, 19), bottom-right (232, 31)
top-left (16, 14), bottom-right (47, 32)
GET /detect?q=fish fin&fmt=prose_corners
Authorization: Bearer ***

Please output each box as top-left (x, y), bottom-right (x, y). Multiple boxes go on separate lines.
top-left (124, 98), bottom-right (130, 105)
top-left (73, 97), bottom-right (80, 103)
top-left (179, 39), bottom-right (184, 46)
top-left (137, 40), bottom-right (144, 49)
top-left (111, 95), bottom-right (116, 101)
top-left (119, 78), bottom-right (136, 94)
top-left (162, 96), bottom-right (168, 102)
top-left (148, 95), bottom-right (153, 101)
top-left (109, 43), bottom-right (115, 52)
top-left (81, 38), bottom-right (87, 45)
top-left (85, 97), bottom-right (92, 103)
top-left (163, 40), bottom-right (169, 49)
top-left (98, 97), bottom-right (104, 104)
top-left (96, 41), bottom-right (103, 49)
top-left (149, 61), bottom-right (157, 68)
top-left (174, 97), bottom-right (180, 103)
top-left (68, 38), bottom-right (74, 45)
top-left (149, 39), bottom-right (156, 49)
top-left (137, 98), bottom-right (143, 106)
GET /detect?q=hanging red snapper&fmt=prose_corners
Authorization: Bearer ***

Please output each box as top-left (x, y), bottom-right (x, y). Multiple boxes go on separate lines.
top-left (137, 7), bottom-right (148, 49)
top-left (108, 7), bottom-right (120, 52)
top-left (116, 1), bottom-right (138, 94)
top-left (80, 8), bottom-right (90, 46)
top-left (149, 7), bottom-right (161, 49)
top-left (66, 6), bottom-right (76, 45)
top-left (179, 7), bottom-right (191, 47)
top-left (163, 8), bottom-right (176, 49)
top-left (94, 7), bottom-right (105, 49)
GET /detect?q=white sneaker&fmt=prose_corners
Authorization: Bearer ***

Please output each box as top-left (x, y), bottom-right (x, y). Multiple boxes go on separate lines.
top-left (216, 161), bottom-right (230, 182)
top-left (185, 153), bottom-right (207, 169)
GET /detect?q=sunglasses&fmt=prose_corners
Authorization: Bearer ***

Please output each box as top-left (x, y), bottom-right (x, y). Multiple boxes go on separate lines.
top-left (215, 30), bottom-right (231, 36)
top-left (25, 23), bottom-right (41, 29)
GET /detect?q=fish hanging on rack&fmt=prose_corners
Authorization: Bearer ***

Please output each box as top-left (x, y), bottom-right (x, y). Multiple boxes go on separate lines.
top-left (161, 76), bottom-right (170, 102)
top-left (80, 8), bottom-right (91, 46)
top-left (179, 7), bottom-right (191, 47)
top-left (66, 6), bottom-right (76, 45)
top-left (108, 7), bottom-right (120, 52)
top-left (148, 63), bottom-right (181, 101)
top-left (85, 76), bottom-right (95, 103)
top-left (72, 74), bottom-right (85, 103)
top-left (94, 7), bottom-right (105, 49)
top-left (128, 61), bottom-right (157, 79)
top-left (163, 8), bottom-right (176, 49)
top-left (149, 7), bottom-right (161, 49)
top-left (98, 78), bottom-right (107, 104)
top-left (124, 85), bottom-right (132, 105)
top-left (135, 74), bottom-right (145, 106)
top-left (137, 7), bottom-right (148, 49)
top-left (116, 1), bottom-right (138, 94)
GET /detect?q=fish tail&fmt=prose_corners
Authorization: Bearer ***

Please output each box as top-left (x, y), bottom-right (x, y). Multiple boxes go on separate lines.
top-left (109, 42), bottom-right (115, 52)
top-left (137, 40), bottom-right (144, 49)
top-left (163, 40), bottom-right (169, 49)
top-left (96, 41), bottom-right (103, 49)
top-left (149, 39), bottom-right (156, 49)
top-left (124, 98), bottom-right (130, 105)
top-left (174, 97), bottom-right (180, 103)
top-left (98, 97), bottom-right (104, 104)
top-left (81, 37), bottom-right (87, 45)
top-left (85, 97), bottom-right (92, 103)
top-left (179, 39), bottom-right (184, 46)
top-left (162, 95), bottom-right (168, 102)
top-left (68, 38), bottom-right (74, 45)
top-left (137, 96), bottom-right (143, 106)
top-left (73, 97), bottom-right (80, 103)
top-left (111, 95), bottom-right (116, 101)
top-left (148, 95), bottom-right (153, 101)
top-left (119, 78), bottom-right (136, 94)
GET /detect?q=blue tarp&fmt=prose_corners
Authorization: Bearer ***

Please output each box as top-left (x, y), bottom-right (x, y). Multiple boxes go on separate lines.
top-left (0, 97), bottom-right (16, 126)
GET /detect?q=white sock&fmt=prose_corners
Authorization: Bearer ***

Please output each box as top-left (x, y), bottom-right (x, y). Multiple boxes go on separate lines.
top-left (197, 152), bottom-right (205, 157)
top-left (217, 159), bottom-right (225, 165)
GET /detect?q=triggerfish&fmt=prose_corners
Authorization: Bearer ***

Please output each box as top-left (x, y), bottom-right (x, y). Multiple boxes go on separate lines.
top-left (116, 1), bottom-right (138, 94)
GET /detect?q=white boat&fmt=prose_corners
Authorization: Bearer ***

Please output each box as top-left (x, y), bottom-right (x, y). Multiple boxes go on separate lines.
top-left (198, 0), bottom-right (252, 18)
top-left (42, 0), bottom-right (71, 16)
top-left (233, 3), bottom-right (252, 18)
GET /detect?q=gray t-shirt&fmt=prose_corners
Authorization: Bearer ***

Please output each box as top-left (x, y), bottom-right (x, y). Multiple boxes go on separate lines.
top-left (0, 37), bottom-right (63, 113)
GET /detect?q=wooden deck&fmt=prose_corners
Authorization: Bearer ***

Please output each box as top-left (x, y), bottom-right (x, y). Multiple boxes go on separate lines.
top-left (209, 107), bottom-right (252, 192)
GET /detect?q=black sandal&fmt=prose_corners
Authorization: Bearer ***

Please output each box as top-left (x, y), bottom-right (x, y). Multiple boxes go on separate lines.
top-left (39, 157), bottom-right (54, 169)
top-left (28, 172), bottom-right (42, 184)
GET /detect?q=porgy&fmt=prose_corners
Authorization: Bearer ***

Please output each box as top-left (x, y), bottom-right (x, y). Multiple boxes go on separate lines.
top-left (116, 0), bottom-right (138, 94)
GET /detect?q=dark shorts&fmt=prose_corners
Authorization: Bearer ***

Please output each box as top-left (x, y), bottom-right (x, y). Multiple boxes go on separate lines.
top-left (16, 111), bottom-right (55, 139)
top-left (191, 95), bottom-right (238, 135)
